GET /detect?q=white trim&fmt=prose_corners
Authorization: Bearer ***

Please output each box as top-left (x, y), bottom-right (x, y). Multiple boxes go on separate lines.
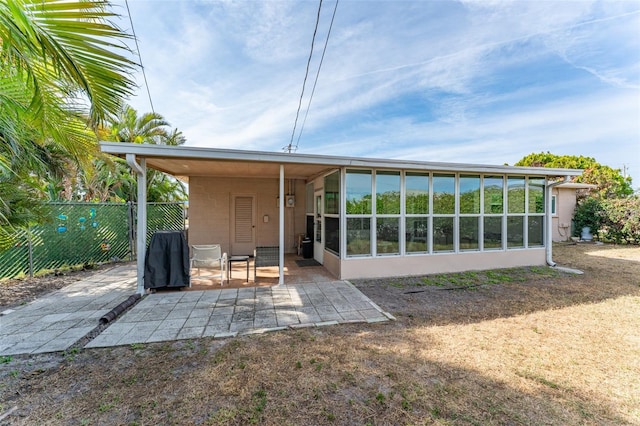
top-left (100, 142), bottom-right (582, 177)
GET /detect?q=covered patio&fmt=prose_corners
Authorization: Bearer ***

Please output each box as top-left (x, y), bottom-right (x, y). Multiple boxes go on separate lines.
top-left (189, 253), bottom-right (335, 290)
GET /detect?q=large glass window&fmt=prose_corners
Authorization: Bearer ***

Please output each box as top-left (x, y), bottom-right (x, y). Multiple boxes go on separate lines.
top-left (376, 171), bottom-right (400, 214)
top-left (406, 217), bottom-right (428, 253)
top-left (377, 218), bottom-right (399, 255)
top-left (433, 217), bottom-right (454, 252)
top-left (507, 216), bottom-right (524, 248)
top-left (433, 174), bottom-right (455, 214)
top-left (325, 217), bottom-right (340, 254)
top-left (484, 176), bottom-right (503, 214)
top-left (507, 177), bottom-right (525, 213)
top-left (346, 170), bottom-right (372, 214)
top-left (528, 216), bottom-right (544, 247)
top-left (459, 175), bottom-right (480, 214)
top-left (528, 178), bottom-right (545, 214)
top-left (484, 216), bottom-right (502, 249)
top-left (459, 217), bottom-right (479, 250)
top-left (324, 171), bottom-right (340, 255)
top-left (406, 173), bottom-right (429, 214)
top-left (346, 218), bottom-right (370, 256)
top-left (324, 172), bottom-right (340, 215)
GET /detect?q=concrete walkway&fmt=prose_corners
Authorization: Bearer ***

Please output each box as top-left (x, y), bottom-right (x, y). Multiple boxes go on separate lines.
top-left (0, 266), bottom-right (137, 355)
top-left (1, 266), bottom-right (392, 356)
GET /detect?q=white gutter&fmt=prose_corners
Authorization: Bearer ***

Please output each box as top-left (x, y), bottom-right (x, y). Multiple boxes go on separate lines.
top-left (126, 154), bottom-right (147, 295)
top-left (546, 175), bottom-right (571, 267)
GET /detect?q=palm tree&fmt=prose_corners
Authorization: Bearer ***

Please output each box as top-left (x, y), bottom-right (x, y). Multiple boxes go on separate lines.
top-left (0, 0), bottom-right (137, 248)
top-left (87, 105), bottom-right (187, 202)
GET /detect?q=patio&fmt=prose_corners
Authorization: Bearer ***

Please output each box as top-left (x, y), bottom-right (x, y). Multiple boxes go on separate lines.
top-left (189, 254), bottom-right (336, 290)
top-left (0, 259), bottom-right (393, 356)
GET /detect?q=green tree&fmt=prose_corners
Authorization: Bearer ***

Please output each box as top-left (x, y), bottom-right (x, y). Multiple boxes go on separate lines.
top-left (0, 0), bottom-right (137, 248)
top-left (98, 105), bottom-right (187, 202)
top-left (515, 152), bottom-right (633, 199)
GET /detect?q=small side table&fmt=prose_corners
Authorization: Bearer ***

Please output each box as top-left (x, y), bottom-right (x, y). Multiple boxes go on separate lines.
top-left (228, 255), bottom-right (250, 282)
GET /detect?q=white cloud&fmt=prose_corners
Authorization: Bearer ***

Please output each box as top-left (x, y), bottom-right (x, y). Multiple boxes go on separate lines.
top-left (116, 0), bottom-right (640, 185)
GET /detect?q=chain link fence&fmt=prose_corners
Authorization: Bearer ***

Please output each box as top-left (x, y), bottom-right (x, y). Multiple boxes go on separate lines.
top-left (0, 202), bottom-right (185, 279)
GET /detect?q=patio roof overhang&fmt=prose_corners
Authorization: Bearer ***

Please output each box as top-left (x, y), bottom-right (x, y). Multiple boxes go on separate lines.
top-left (99, 142), bottom-right (584, 180)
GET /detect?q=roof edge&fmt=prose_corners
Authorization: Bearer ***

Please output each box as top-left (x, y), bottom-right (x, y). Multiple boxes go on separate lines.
top-left (99, 142), bottom-right (583, 177)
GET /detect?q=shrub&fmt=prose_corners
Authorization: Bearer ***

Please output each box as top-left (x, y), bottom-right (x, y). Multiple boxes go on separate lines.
top-left (600, 197), bottom-right (640, 244)
top-left (573, 197), bottom-right (604, 238)
top-left (573, 196), bottom-right (640, 244)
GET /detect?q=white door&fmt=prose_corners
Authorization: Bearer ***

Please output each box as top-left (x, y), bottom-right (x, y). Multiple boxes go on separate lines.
top-left (314, 191), bottom-right (323, 263)
top-left (231, 194), bottom-right (256, 255)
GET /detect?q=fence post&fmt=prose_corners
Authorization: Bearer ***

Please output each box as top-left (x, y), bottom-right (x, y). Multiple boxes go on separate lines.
top-left (127, 201), bottom-right (135, 261)
top-left (27, 228), bottom-right (34, 278)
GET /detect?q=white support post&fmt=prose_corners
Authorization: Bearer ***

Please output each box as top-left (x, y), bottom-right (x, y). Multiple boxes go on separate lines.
top-left (127, 154), bottom-right (147, 295)
top-left (279, 164), bottom-right (285, 285)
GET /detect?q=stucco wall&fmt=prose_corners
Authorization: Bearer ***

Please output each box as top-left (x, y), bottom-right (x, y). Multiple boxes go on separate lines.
top-left (188, 176), bottom-right (306, 255)
top-left (552, 187), bottom-right (577, 242)
top-left (339, 248), bottom-right (546, 280)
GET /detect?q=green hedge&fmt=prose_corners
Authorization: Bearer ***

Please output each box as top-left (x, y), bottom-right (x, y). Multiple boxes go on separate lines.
top-left (574, 196), bottom-right (640, 244)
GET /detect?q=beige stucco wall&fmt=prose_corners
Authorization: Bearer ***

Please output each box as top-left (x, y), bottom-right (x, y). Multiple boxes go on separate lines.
top-left (339, 248), bottom-right (546, 280)
top-left (552, 187), bottom-right (577, 242)
top-left (188, 176), bottom-right (306, 255)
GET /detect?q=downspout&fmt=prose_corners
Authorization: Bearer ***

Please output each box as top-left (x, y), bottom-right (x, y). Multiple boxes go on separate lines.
top-left (546, 175), bottom-right (571, 267)
top-left (278, 165), bottom-right (285, 285)
top-left (126, 154), bottom-right (147, 295)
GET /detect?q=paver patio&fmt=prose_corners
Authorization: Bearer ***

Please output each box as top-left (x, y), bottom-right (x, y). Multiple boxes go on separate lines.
top-left (1, 263), bottom-right (392, 356)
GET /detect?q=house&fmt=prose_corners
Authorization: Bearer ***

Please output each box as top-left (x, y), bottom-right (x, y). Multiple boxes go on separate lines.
top-left (100, 142), bottom-right (582, 294)
top-left (550, 182), bottom-right (597, 241)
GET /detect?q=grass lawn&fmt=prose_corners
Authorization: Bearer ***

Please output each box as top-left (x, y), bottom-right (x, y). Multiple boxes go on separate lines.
top-left (1, 243), bottom-right (638, 425)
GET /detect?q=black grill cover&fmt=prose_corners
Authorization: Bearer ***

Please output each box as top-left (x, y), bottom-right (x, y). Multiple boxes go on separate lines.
top-left (144, 230), bottom-right (190, 289)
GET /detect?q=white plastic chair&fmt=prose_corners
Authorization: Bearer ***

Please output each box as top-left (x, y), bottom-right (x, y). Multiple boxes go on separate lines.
top-left (190, 244), bottom-right (227, 286)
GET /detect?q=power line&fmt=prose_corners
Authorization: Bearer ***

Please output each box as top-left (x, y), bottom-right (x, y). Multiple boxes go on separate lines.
top-left (293, 0), bottom-right (339, 152)
top-left (285, 0), bottom-right (324, 153)
top-left (125, 0), bottom-right (155, 114)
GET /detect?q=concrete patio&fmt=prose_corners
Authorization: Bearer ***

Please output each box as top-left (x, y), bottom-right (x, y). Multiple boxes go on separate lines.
top-left (1, 261), bottom-right (393, 356)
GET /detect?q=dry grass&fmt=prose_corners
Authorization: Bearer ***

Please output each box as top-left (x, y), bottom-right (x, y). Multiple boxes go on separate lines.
top-left (1, 243), bottom-right (639, 425)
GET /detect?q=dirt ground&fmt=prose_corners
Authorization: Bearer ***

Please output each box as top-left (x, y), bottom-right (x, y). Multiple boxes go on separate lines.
top-left (0, 243), bottom-right (639, 425)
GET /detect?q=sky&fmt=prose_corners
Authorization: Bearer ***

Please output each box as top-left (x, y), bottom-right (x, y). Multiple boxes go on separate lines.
top-left (115, 0), bottom-right (640, 187)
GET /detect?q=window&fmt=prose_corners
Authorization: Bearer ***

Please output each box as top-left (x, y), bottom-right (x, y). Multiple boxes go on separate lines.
top-left (459, 175), bottom-right (480, 251)
top-left (459, 216), bottom-right (479, 250)
top-left (459, 175), bottom-right (480, 214)
top-left (433, 216), bottom-right (454, 252)
top-left (507, 176), bottom-right (525, 213)
top-left (528, 216), bottom-right (544, 246)
top-left (551, 195), bottom-right (557, 216)
top-left (376, 171), bottom-right (400, 214)
top-left (433, 174), bottom-right (455, 214)
top-left (347, 218), bottom-right (370, 256)
top-left (484, 176), bottom-right (503, 214)
top-left (406, 217), bottom-right (428, 253)
top-left (346, 170), bottom-right (372, 256)
top-left (507, 216), bottom-right (524, 248)
top-left (405, 172), bottom-right (429, 253)
top-left (377, 218), bottom-right (399, 254)
top-left (406, 173), bottom-right (429, 214)
top-left (324, 172), bottom-right (340, 215)
top-left (528, 178), bottom-right (545, 214)
top-left (484, 216), bottom-right (502, 249)
top-left (346, 170), bottom-right (371, 214)
top-left (324, 171), bottom-right (340, 254)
